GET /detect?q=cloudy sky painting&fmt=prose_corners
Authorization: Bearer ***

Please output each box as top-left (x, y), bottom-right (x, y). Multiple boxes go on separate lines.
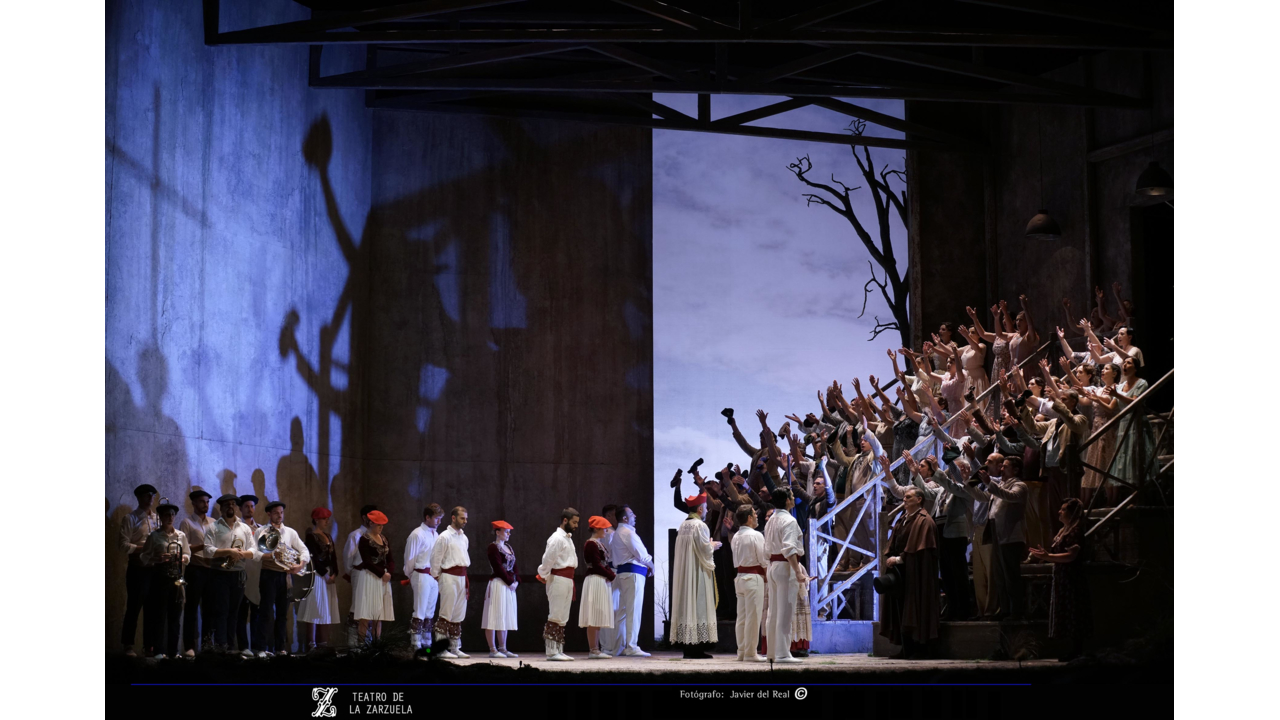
top-left (649, 94), bottom-right (908, 632)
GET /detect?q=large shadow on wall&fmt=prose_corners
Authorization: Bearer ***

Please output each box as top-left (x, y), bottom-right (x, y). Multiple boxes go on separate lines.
top-left (280, 114), bottom-right (652, 644)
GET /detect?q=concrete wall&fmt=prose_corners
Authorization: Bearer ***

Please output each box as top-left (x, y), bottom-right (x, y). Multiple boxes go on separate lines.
top-left (106, 0), bottom-right (654, 653)
top-left (908, 50), bottom-right (1173, 355)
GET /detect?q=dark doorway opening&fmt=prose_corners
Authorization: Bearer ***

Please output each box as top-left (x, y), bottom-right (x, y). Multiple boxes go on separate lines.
top-left (1131, 201), bottom-right (1173, 412)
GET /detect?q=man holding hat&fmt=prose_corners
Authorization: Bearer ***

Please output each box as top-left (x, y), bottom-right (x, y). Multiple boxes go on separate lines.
top-left (203, 494), bottom-right (260, 653)
top-left (235, 494), bottom-right (261, 654)
top-left (253, 500), bottom-right (310, 657)
top-left (404, 504), bottom-right (443, 653)
top-left (118, 483), bottom-right (160, 656)
top-left (537, 508), bottom-right (579, 661)
top-left (343, 504), bottom-right (377, 647)
top-left (671, 489), bottom-right (721, 659)
top-left (178, 489), bottom-right (216, 655)
top-left (429, 506), bottom-right (472, 658)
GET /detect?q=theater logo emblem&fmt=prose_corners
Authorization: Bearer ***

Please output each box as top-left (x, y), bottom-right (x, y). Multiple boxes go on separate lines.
top-left (312, 688), bottom-right (339, 717)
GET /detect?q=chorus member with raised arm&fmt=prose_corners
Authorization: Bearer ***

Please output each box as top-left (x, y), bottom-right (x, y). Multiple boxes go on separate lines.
top-left (960, 306), bottom-right (993, 398)
top-left (235, 494), bottom-right (261, 653)
top-left (298, 508), bottom-right (341, 651)
top-left (1010, 295), bottom-right (1041, 367)
top-left (140, 498), bottom-right (191, 658)
top-left (203, 494), bottom-right (260, 654)
top-left (429, 506), bottom-right (472, 659)
top-left (351, 511), bottom-right (393, 645)
top-left (119, 483), bottom-right (160, 656)
top-left (253, 501), bottom-right (309, 657)
top-left (580, 517), bottom-right (616, 659)
top-left (878, 487), bottom-right (940, 658)
top-left (609, 504), bottom-right (654, 657)
top-left (672, 492), bottom-right (721, 659)
top-left (731, 505), bottom-right (769, 662)
top-left (482, 521), bottom-right (519, 658)
top-left (537, 509), bottom-right (579, 661)
top-left (178, 489), bottom-right (215, 656)
top-left (1016, 371), bottom-right (1090, 538)
top-left (403, 504), bottom-right (442, 652)
top-left (827, 411), bottom-right (886, 572)
top-left (342, 504), bottom-right (376, 647)
top-left (1079, 365), bottom-right (1121, 508)
top-left (966, 456), bottom-right (1029, 621)
top-left (764, 488), bottom-right (808, 664)
top-left (1029, 499), bottom-right (1093, 661)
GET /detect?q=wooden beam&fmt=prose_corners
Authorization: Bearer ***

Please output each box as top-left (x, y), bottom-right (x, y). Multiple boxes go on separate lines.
top-left (853, 46), bottom-right (1142, 105)
top-left (957, 0), bottom-right (1171, 34)
top-left (609, 0), bottom-right (735, 32)
top-left (711, 97), bottom-right (811, 126)
top-left (209, 27), bottom-right (1171, 50)
top-left (365, 96), bottom-right (960, 151)
top-left (324, 43), bottom-right (583, 82)
top-left (1087, 127), bottom-right (1173, 163)
top-left (744, 47), bottom-right (860, 83)
top-left (313, 74), bottom-right (1147, 107)
top-left (588, 44), bottom-right (688, 80)
top-left (755, 0), bottom-right (885, 34)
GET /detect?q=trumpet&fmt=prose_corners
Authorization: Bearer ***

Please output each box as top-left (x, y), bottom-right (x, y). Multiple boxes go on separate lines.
top-left (216, 536), bottom-right (244, 571)
top-left (166, 538), bottom-right (187, 605)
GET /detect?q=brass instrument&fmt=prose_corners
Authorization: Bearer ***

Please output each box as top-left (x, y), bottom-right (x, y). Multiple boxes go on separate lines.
top-left (216, 535), bottom-right (244, 571)
top-left (166, 537), bottom-right (188, 605)
top-left (258, 525), bottom-right (315, 603)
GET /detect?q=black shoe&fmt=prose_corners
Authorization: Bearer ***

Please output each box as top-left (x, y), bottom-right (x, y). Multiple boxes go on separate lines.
top-left (793, 649), bottom-right (809, 658)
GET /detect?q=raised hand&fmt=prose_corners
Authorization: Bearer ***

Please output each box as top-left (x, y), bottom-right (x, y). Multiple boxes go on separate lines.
top-left (851, 377), bottom-right (862, 391)
top-left (868, 374), bottom-right (879, 388)
top-left (756, 409), bottom-right (769, 429)
top-left (887, 348), bottom-right (896, 360)
top-left (1059, 356), bottom-right (1072, 372)
top-left (1095, 286), bottom-right (1105, 301)
top-left (1019, 294), bottom-right (1029, 307)
top-left (1061, 297), bottom-right (1071, 309)
top-left (1000, 299), bottom-right (1010, 311)
top-left (785, 413), bottom-right (803, 425)
top-left (991, 303), bottom-right (1001, 318)
top-left (966, 306), bottom-right (978, 319)
top-left (1056, 326), bottom-right (1066, 340)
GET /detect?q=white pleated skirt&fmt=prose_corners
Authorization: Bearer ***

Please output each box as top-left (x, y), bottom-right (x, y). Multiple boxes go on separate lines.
top-left (578, 574), bottom-right (615, 628)
top-left (297, 577), bottom-right (342, 624)
top-left (352, 569), bottom-right (394, 622)
top-left (481, 578), bottom-right (518, 631)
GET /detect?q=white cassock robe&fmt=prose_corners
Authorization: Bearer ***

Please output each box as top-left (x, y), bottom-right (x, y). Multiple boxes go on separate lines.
top-left (671, 513), bottom-right (717, 645)
top-left (730, 525), bottom-right (768, 659)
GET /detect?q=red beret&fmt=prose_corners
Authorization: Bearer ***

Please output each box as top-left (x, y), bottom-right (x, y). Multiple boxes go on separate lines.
top-left (588, 516), bottom-right (612, 529)
top-left (366, 510), bottom-right (388, 525)
top-left (491, 520), bottom-right (513, 530)
top-left (311, 507), bottom-right (332, 520)
top-left (685, 493), bottom-right (707, 508)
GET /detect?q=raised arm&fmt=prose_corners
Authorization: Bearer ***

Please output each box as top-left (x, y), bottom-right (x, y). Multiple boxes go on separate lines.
top-left (999, 300), bottom-right (1017, 335)
top-left (1111, 282), bottom-right (1131, 323)
top-left (967, 302), bottom-right (998, 340)
top-left (1019, 294), bottom-right (1039, 344)
top-left (727, 414), bottom-right (761, 458)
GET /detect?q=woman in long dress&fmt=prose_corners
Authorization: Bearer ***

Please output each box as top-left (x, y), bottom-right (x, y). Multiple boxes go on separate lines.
top-left (958, 307), bottom-right (993, 400)
top-left (352, 510), bottom-right (394, 643)
top-left (960, 304), bottom-right (1009, 416)
top-left (1030, 499), bottom-right (1092, 662)
top-left (297, 508), bottom-right (342, 650)
top-left (580, 516), bottom-right (616, 659)
top-left (1110, 357), bottom-right (1156, 498)
top-left (1079, 364), bottom-right (1121, 509)
top-left (482, 520), bottom-right (519, 658)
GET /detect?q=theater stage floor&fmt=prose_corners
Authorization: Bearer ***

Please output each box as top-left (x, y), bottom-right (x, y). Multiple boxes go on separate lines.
top-left (441, 651), bottom-right (1058, 673)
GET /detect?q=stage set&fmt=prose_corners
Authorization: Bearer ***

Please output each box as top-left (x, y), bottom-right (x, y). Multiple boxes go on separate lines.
top-left (106, 0), bottom-right (1173, 700)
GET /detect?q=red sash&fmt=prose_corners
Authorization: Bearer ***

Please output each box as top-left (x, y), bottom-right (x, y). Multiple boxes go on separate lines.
top-left (736, 566), bottom-right (766, 577)
top-left (769, 554), bottom-right (788, 562)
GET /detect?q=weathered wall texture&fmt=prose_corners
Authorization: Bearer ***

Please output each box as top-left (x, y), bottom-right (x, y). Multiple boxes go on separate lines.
top-left (106, 0), bottom-right (654, 653)
top-left (908, 50), bottom-right (1173, 355)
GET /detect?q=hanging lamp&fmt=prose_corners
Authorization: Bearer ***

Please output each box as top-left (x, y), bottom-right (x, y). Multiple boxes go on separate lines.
top-left (1025, 110), bottom-right (1061, 240)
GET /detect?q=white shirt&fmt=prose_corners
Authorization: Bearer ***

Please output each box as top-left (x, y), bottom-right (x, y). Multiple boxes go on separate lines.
top-left (180, 515), bottom-right (217, 566)
top-left (429, 525), bottom-right (471, 578)
top-left (764, 510), bottom-right (804, 560)
top-left (730, 525), bottom-right (768, 569)
top-left (608, 522), bottom-right (652, 570)
top-left (1101, 345), bottom-right (1144, 368)
top-left (202, 517), bottom-right (262, 571)
top-left (256, 523), bottom-right (311, 572)
top-left (140, 527), bottom-right (191, 567)
top-left (119, 508), bottom-right (160, 554)
top-left (343, 526), bottom-right (367, 576)
top-left (404, 523), bottom-right (439, 573)
top-left (537, 527), bottom-right (578, 578)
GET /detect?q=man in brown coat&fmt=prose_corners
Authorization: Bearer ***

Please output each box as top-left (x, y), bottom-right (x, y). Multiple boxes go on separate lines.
top-left (878, 488), bottom-right (940, 659)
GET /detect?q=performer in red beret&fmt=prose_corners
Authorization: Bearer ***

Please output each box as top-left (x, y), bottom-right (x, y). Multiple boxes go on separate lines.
top-left (352, 511), bottom-right (394, 646)
top-left (298, 507), bottom-right (341, 650)
top-left (581, 517), bottom-right (616, 659)
top-left (482, 520), bottom-right (519, 658)
top-left (672, 491), bottom-right (722, 659)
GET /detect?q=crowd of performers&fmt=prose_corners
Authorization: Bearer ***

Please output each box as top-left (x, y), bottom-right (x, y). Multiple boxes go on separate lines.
top-left (118, 488), bottom-right (655, 661)
top-left (117, 288), bottom-right (1151, 663)
top-left (667, 288), bottom-right (1153, 661)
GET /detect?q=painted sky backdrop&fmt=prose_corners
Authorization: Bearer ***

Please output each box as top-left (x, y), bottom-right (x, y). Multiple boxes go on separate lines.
top-left (649, 94), bottom-right (907, 633)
